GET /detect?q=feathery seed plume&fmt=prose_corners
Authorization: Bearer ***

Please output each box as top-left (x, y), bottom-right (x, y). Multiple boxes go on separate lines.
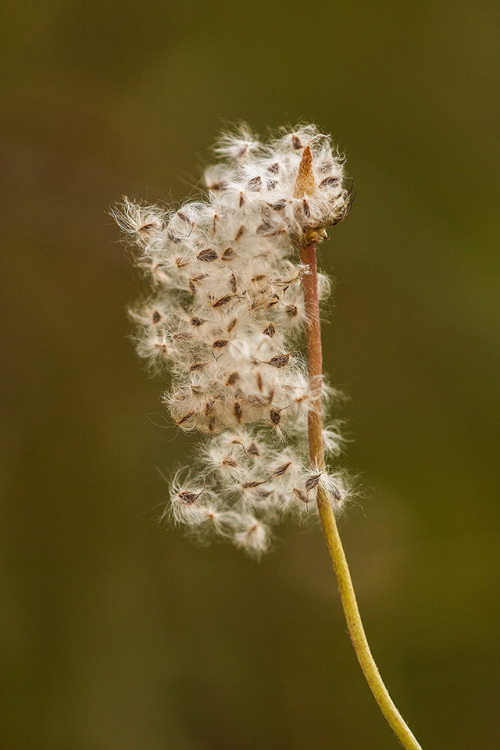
top-left (114, 124), bottom-right (351, 555)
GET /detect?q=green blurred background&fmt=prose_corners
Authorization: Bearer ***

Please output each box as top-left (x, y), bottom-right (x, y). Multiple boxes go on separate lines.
top-left (1, 1), bottom-right (499, 748)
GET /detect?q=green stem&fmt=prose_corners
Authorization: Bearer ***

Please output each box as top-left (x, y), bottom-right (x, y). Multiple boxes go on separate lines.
top-left (299, 242), bottom-right (422, 750)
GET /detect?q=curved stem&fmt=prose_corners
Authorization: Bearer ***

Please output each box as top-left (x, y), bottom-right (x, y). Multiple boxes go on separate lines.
top-left (300, 243), bottom-right (422, 750)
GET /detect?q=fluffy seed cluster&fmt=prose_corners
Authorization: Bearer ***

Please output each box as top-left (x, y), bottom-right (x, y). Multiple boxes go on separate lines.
top-left (115, 124), bottom-right (351, 555)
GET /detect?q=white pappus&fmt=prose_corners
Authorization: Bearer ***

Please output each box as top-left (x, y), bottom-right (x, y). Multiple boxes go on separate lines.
top-left (114, 123), bottom-right (352, 555)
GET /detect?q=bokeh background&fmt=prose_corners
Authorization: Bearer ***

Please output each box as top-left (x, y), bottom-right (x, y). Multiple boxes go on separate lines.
top-left (1, 1), bottom-right (499, 748)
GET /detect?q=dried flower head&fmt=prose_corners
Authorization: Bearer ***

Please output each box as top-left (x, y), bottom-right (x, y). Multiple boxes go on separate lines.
top-left (114, 124), bottom-right (351, 555)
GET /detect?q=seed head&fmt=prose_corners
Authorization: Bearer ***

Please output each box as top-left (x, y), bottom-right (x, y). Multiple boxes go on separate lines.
top-left (115, 124), bottom-right (351, 555)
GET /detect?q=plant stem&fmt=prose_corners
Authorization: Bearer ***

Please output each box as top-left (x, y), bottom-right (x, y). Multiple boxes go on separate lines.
top-left (299, 242), bottom-right (422, 750)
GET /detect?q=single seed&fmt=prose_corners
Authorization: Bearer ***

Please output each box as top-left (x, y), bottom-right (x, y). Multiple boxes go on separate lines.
top-left (152, 310), bottom-right (162, 324)
top-left (178, 491), bottom-right (199, 504)
top-left (274, 462), bottom-right (292, 476)
top-left (292, 134), bottom-right (302, 150)
top-left (270, 199), bottom-right (286, 211)
top-left (212, 339), bottom-right (229, 348)
top-left (197, 248), bottom-right (218, 262)
top-left (234, 402), bottom-right (242, 422)
top-left (247, 176), bottom-right (262, 191)
top-left (138, 222), bottom-right (157, 233)
top-left (209, 181), bottom-right (228, 191)
top-left (177, 411), bottom-right (194, 425)
top-left (222, 247), bottom-right (235, 260)
top-left (293, 488), bottom-right (308, 504)
top-left (306, 474), bottom-right (322, 491)
top-left (263, 323), bottom-right (275, 337)
top-left (270, 409), bottom-right (281, 425)
top-left (226, 371), bottom-right (240, 386)
top-left (247, 441), bottom-right (260, 456)
top-left (320, 176), bottom-right (339, 188)
top-left (212, 295), bottom-right (235, 308)
top-left (267, 353), bottom-right (290, 368)
top-left (191, 316), bottom-right (206, 326)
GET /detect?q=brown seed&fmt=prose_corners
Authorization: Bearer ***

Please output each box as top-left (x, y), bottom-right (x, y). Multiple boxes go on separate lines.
top-left (320, 176), bottom-right (339, 188)
top-left (227, 317), bottom-right (237, 333)
top-left (177, 411), bottom-right (194, 425)
top-left (138, 222), bottom-right (157, 233)
top-left (212, 339), bottom-right (229, 348)
top-left (197, 248), bottom-right (218, 262)
top-left (285, 305), bottom-right (298, 318)
top-left (263, 323), bottom-right (275, 337)
top-left (223, 456), bottom-right (238, 468)
top-left (167, 231), bottom-right (182, 244)
top-left (222, 247), bottom-right (236, 260)
top-left (270, 409), bottom-right (281, 425)
top-left (256, 370), bottom-right (263, 392)
top-left (268, 353), bottom-right (290, 368)
top-left (177, 211), bottom-right (193, 225)
top-left (267, 162), bottom-right (280, 173)
top-left (270, 199), bottom-right (286, 211)
top-left (208, 417), bottom-right (216, 432)
top-left (291, 134), bottom-right (302, 150)
top-left (293, 488), bottom-right (308, 504)
top-left (234, 225), bottom-right (245, 241)
top-left (239, 192), bottom-right (245, 207)
top-left (209, 181), bottom-right (228, 191)
top-left (204, 399), bottom-right (217, 415)
top-left (247, 175), bottom-right (262, 191)
top-left (234, 402), bottom-right (242, 422)
top-left (302, 199), bottom-right (311, 218)
top-left (178, 491), bottom-right (198, 504)
top-left (229, 273), bottom-right (237, 293)
top-left (191, 316), bottom-right (206, 326)
top-left (226, 372), bottom-right (240, 386)
top-left (247, 441), bottom-right (260, 456)
top-left (242, 481), bottom-right (266, 489)
top-left (190, 361), bottom-right (207, 371)
top-left (152, 310), bottom-right (162, 324)
top-left (212, 295), bottom-right (235, 308)
top-left (274, 462), bottom-right (292, 476)
top-left (306, 474), bottom-right (321, 491)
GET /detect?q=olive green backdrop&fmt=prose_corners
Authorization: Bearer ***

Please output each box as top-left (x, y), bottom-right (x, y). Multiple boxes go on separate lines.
top-left (1, 1), bottom-right (499, 748)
